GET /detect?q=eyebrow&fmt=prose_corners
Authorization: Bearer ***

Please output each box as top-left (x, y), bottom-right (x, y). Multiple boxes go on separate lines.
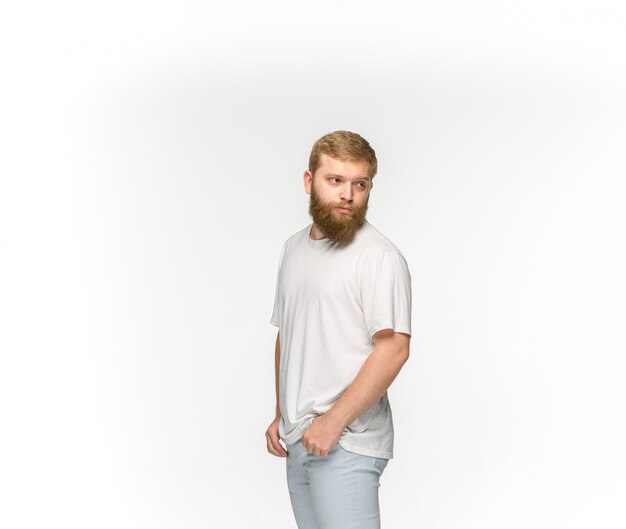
top-left (326, 174), bottom-right (371, 182)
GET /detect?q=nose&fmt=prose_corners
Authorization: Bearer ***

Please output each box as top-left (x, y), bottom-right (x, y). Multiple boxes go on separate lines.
top-left (339, 182), bottom-right (353, 202)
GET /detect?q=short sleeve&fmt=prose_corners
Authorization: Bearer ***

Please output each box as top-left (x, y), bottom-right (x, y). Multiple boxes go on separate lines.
top-left (359, 250), bottom-right (412, 338)
top-left (269, 242), bottom-right (286, 327)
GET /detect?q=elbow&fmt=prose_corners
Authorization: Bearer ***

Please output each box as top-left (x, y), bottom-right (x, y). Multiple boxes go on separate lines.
top-left (400, 348), bottom-right (410, 365)
top-left (393, 344), bottom-right (410, 367)
top-left (399, 334), bottom-right (410, 365)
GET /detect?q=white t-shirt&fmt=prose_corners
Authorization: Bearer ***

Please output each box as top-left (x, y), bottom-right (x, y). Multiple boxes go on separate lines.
top-left (270, 220), bottom-right (412, 459)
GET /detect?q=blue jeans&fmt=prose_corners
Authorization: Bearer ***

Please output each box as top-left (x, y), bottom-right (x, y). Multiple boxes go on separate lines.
top-left (285, 440), bottom-right (389, 529)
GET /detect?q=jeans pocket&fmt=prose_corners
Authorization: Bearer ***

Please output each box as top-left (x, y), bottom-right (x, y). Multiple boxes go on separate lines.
top-left (373, 457), bottom-right (389, 472)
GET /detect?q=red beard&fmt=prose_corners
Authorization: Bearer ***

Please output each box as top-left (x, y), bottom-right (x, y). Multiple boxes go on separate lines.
top-left (308, 184), bottom-right (368, 246)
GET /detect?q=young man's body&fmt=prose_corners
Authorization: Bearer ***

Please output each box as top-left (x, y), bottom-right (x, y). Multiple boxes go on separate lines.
top-left (266, 131), bottom-right (412, 529)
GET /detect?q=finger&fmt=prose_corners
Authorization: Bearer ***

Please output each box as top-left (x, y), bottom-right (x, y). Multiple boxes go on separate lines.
top-left (267, 430), bottom-right (288, 457)
top-left (266, 433), bottom-right (279, 456)
top-left (306, 443), bottom-right (318, 457)
top-left (272, 436), bottom-right (288, 457)
top-left (266, 430), bottom-right (282, 456)
top-left (269, 428), bottom-right (288, 456)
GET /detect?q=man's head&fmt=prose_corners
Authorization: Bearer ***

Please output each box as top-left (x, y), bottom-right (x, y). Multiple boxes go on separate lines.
top-left (304, 131), bottom-right (377, 246)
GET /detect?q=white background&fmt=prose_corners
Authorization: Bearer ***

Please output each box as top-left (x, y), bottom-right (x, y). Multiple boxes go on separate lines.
top-left (1, 1), bottom-right (625, 528)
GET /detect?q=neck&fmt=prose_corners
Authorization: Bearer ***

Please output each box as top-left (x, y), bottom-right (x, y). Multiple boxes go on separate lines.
top-left (309, 223), bottom-right (326, 240)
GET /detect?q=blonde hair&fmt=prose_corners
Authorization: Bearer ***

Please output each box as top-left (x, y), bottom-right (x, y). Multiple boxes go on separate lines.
top-left (308, 130), bottom-right (378, 179)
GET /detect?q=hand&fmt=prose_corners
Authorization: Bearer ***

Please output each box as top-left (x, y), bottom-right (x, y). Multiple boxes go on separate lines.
top-left (265, 415), bottom-right (288, 457)
top-left (301, 413), bottom-right (345, 457)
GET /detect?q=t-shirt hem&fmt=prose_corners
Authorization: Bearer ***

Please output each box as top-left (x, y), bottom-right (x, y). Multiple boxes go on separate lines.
top-left (281, 419), bottom-right (314, 446)
top-left (338, 439), bottom-right (393, 460)
top-left (282, 427), bottom-right (393, 460)
top-left (370, 322), bottom-right (411, 337)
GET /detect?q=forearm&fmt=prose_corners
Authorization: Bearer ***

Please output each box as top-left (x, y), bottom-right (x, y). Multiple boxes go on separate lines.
top-left (274, 332), bottom-right (281, 418)
top-left (326, 338), bottom-right (409, 430)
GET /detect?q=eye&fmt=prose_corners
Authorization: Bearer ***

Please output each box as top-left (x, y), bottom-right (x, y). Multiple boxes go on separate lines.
top-left (329, 177), bottom-right (341, 184)
top-left (356, 181), bottom-right (367, 189)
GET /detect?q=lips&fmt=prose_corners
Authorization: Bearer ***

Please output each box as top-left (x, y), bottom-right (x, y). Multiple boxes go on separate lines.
top-left (335, 207), bottom-right (353, 213)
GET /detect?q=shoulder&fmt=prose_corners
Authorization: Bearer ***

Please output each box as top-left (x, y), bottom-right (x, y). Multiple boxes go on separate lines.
top-left (354, 221), bottom-right (406, 260)
top-left (282, 224), bottom-right (310, 249)
top-left (275, 224), bottom-right (311, 261)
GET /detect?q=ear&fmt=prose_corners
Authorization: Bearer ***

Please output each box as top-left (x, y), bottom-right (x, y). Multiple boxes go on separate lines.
top-left (303, 170), bottom-right (313, 195)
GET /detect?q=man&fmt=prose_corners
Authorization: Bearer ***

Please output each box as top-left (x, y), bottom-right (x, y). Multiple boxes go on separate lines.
top-left (265, 130), bottom-right (412, 529)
